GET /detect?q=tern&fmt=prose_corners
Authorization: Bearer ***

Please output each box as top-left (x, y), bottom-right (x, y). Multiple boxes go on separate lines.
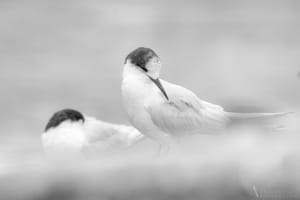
top-left (122, 47), bottom-right (288, 145)
top-left (42, 109), bottom-right (144, 155)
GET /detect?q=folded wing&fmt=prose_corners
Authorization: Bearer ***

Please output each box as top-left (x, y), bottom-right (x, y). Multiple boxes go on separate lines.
top-left (146, 80), bottom-right (230, 136)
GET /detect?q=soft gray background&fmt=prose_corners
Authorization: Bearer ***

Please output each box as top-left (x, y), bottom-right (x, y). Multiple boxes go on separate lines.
top-left (0, 0), bottom-right (299, 151)
top-left (1, 1), bottom-right (300, 199)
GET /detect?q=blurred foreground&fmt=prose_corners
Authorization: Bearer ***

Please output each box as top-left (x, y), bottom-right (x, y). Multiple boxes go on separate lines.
top-left (1, 114), bottom-right (300, 200)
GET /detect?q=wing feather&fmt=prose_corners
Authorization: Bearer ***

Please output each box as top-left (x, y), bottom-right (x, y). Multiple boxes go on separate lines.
top-left (145, 80), bottom-right (230, 135)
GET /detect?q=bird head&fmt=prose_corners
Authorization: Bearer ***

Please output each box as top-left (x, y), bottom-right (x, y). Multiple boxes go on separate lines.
top-left (125, 47), bottom-right (162, 79)
top-left (45, 109), bottom-right (85, 132)
top-left (125, 47), bottom-right (169, 100)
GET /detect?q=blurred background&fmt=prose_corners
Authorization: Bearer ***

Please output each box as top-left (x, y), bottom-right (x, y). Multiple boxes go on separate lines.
top-left (0, 0), bottom-right (300, 199)
top-left (0, 0), bottom-right (299, 145)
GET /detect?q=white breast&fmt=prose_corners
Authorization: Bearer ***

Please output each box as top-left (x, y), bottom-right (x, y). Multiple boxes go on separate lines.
top-left (122, 63), bottom-right (167, 140)
top-left (41, 121), bottom-right (87, 155)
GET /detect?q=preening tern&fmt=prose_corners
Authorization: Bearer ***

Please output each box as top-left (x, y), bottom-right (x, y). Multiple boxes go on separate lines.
top-left (122, 47), bottom-right (288, 145)
top-left (42, 109), bottom-right (144, 155)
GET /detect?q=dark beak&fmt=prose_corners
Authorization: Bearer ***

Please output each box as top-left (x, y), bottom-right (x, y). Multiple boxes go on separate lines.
top-left (148, 76), bottom-right (169, 100)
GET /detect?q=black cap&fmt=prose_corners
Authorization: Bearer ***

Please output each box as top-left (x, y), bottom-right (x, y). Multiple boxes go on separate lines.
top-left (125, 47), bottom-right (158, 72)
top-left (45, 109), bottom-right (85, 132)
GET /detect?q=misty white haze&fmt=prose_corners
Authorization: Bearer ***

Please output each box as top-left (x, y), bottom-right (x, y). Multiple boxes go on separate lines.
top-left (0, 0), bottom-right (300, 199)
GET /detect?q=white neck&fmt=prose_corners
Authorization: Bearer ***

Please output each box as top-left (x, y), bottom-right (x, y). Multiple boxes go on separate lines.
top-left (123, 62), bottom-right (147, 81)
top-left (123, 61), bottom-right (161, 81)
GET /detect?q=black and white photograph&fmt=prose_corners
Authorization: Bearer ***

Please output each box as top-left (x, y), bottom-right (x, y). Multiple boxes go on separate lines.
top-left (0, 0), bottom-right (300, 199)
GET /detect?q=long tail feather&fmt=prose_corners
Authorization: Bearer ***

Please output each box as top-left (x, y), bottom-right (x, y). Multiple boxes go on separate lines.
top-left (227, 112), bottom-right (292, 120)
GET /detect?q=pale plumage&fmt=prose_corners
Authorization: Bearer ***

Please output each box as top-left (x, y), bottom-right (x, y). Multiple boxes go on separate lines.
top-left (122, 47), bottom-right (288, 144)
top-left (42, 109), bottom-right (144, 155)
top-left (146, 79), bottom-right (229, 135)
